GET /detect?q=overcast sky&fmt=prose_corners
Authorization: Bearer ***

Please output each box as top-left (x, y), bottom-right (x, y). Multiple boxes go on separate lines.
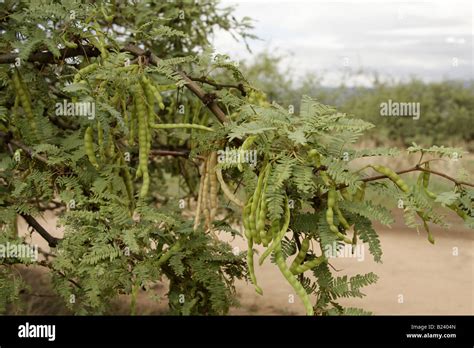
top-left (213, 0), bottom-right (473, 87)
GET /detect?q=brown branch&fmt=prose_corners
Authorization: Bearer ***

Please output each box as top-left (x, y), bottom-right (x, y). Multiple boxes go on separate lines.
top-left (0, 45), bottom-right (100, 64)
top-left (360, 165), bottom-right (474, 188)
top-left (121, 44), bottom-right (229, 125)
top-left (417, 167), bottom-right (474, 187)
top-left (149, 149), bottom-right (189, 157)
top-left (189, 76), bottom-right (246, 96)
top-left (20, 292), bottom-right (57, 298)
top-left (175, 71), bottom-right (229, 124)
top-left (36, 260), bottom-right (82, 289)
top-left (0, 130), bottom-right (49, 164)
top-left (360, 167), bottom-right (420, 183)
top-left (20, 213), bottom-right (60, 248)
top-left (1, 258), bottom-right (82, 290)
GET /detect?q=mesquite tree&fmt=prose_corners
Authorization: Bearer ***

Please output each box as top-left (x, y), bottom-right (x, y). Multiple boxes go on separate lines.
top-left (0, 1), bottom-right (472, 315)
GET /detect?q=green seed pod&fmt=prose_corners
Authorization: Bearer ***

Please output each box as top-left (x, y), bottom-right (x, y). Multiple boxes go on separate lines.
top-left (156, 240), bottom-right (182, 268)
top-left (327, 189), bottom-right (336, 208)
top-left (110, 92), bottom-right (120, 109)
top-left (309, 149), bottom-right (331, 185)
top-left (243, 200), bottom-right (252, 239)
top-left (417, 211), bottom-right (435, 245)
top-left (395, 178), bottom-right (410, 193)
top-left (84, 126), bottom-right (99, 169)
top-left (448, 203), bottom-right (468, 220)
top-left (335, 206), bottom-right (351, 230)
top-left (97, 122), bottom-right (104, 160)
top-left (425, 188), bottom-right (437, 200)
top-left (200, 112), bottom-right (209, 126)
top-left (416, 171), bottom-right (424, 188)
top-left (250, 164), bottom-right (269, 244)
top-left (257, 201), bottom-right (267, 242)
top-left (73, 63), bottom-right (98, 83)
top-left (140, 171), bottom-right (150, 199)
top-left (105, 131), bottom-right (115, 159)
top-left (247, 238), bottom-right (263, 295)
top-left (270, 219), bottom-right (281, 238)
top-left (242, 135), bottom-right (257, 151)
top-left (341, 187), bottom-right (353, 201)
top-left (121, 97), bottom-right (129, 125)
top-left (308, 149), bottom-right (320, 163)
top-left (129, 101), bottom-right (136, 146)
top-left (274, 241), bottom-right (314, 315)
top-left (424, 220), bottom-right (435, 245)
top-left (257, 167), bottom-right (271, 242)
top-left (141, 76), bottom-right (158, 127)
top-left (258, 196), bottom-right (290, 265)
top-left (147, 82), bottom-right (165, 110)
top-left (238, 135), bottom-right (257, 171)
top-left (320, 172), bottom-right (331, 187)
top-left (202, 159), bottom-right (211, 229)
top-left (422, 163), bottom-right (431, 189)
top-left (326, 201), bottom-right (352, 244)
top-left (261, 228), bottom-right (273, 247)
top-left (252, 164), bottom-right (269, 205)
top-left (12, 70), bottom-right (38, 137)
top-left (326, 206), bottom-right (334, 225)
top-left (209, 152), bottom-right (218, 223)
top-left (134, 84), bottom-right (150, 198)
top-left (371, 165), bottom-right (410, 193)
top-left (354, 182), bottom-right (366, 202)
top-left (293, 256), bottom-right (326, 275)
top-left (145, 117), bottom-right (151, 156)
top-left (248, 198), bottom-right (258, 243)
top-left (100, 4), bottom-right (114, 22)
top-left (290, 237), bottom-right (310, 274)
top-left (62, 33), bottom-right (78, 48)
top-left (215, 167), bottom-right (244, 207)
top-left (91, 33), bottom-right (108, 59)
top-left (120, 156), bottom-right (134, 210)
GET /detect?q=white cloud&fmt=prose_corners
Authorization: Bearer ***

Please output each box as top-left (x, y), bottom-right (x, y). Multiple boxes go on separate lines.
top-left (213, 0), bottom-right (473, 86)
top-left (372, 26), bottom-right (470, 36)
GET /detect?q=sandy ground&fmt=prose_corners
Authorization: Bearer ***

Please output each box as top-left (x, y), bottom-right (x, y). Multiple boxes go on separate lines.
top-left (225, 211), bottom-right (473, 315)
top-left (13, 208), bottom-right (473, 315)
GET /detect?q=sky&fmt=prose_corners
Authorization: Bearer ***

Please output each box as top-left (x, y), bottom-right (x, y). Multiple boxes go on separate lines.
top-left (212, 0), bottom-right (473, 87)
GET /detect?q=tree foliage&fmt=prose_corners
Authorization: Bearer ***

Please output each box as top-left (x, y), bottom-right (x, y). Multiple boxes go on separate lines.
top-left (0, 0), bottom-right (472, 316)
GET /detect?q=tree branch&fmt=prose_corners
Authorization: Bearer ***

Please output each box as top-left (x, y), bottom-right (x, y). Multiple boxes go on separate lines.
top-left (123, 44), bottom-right (230, 125)
top-left (2, 258), bottom-right (82, 290)
top-left (36, 260), bottom-right (82, 289)
top-left (0, 44), bottom-right (230, 125)
top-left (360, 164), bottom-right (474, 188)
top-left (20, 214), bottom-right (60, 248)
top-left (149, 149), bottom-right (189, 157)
top-left (0, 45), bottom-right (100, 64)
top-left (188, 76), bottom-right (246, 96)
top-left (0, 130), bottom-right (49, 164)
